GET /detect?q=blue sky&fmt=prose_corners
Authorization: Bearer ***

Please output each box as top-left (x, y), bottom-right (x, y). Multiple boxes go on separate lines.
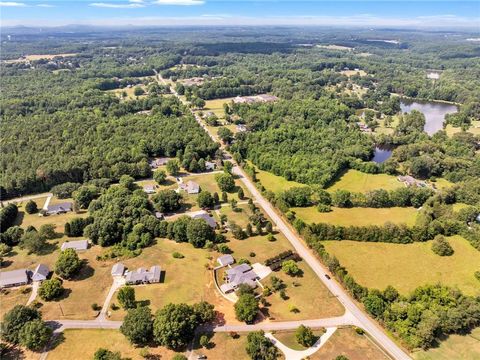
top-left (1, 1), bottom-right (479, 29)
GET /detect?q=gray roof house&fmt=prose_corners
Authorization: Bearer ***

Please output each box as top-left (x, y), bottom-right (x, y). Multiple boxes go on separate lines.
top-left (45, 202), bottom-right (73, 215)
top-left (111, 263), bottom-right (126, 277)
top-left (191, 212), bottom-right (217, 229)
top-left (31, 264), bottom-right (50, 282)
top-left (205, 161), bottom-right (216, 171)
top-left (125, 266), bottom-right (161, 285)
top-left (181, 180), bottom-right (200, 194)
top-left (217, 254), bottom-right (234, 267)
top-left (143, 184), bottom-right (156, 194)
top-left (61, 239), bottom-right (89, 252)
top-left (220, 264), bottom-right (258, 294)
top-left (0, 269), bottom-right (29, 288)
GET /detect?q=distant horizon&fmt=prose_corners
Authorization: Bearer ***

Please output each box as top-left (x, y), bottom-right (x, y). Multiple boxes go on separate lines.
top-left (1, 1), bottom-right (479, 30)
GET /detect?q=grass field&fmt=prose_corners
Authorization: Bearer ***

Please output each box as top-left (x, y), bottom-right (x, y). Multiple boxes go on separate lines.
top-left (0, 288), bottom-right (31, 320)
top-left (107, 84), bottom-right (149, 100)
top-left (292, 206), bottom-right (418, 226)
top-left (218, 203), bottom-right (252, 228)
top-left (323, 236), bottom-right (480, 296)
top-left (253, 166), bottom-right (304, 194)
top-left (327, 169), bottom-right (403, 193)
top-left (192, 332), bottom-right (250, 360)
top-left (412, 327), bottom-right (480, 360)
top-left (273, 329), bottom-right (325, 350)
top-left (445, 121), bottom-right (480, 137)
top-left (203, 97), bottom-right (236, 118)
top-left (309, 327), bottom-right (390, 360)
top-left (109, 240), bottom-right (212, 320)
top-left (47, 329), bottom-right (177, 360)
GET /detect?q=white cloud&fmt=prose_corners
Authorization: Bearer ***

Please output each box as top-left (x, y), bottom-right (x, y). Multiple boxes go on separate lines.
top-left (154, 0), bottom-right (205, 5)
top-left (129, 0), bottom-right (144, 3)
top-left (90, 2), bottom-right (145, 8)
top-left (0, 2), bottom-right (26, 6)
top-left (37, 3), bottom-right (55, 7)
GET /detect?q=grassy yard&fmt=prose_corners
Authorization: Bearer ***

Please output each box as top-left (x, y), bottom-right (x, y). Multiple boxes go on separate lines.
top-left (323, 236), bottom-right (480, 296)
top-left (445, 120), bottom-right (480, 137)
top-left (327, 169), bottom-right (403, 193)
top-left (192, 332), bottom-right (250, 360)
top-left (109, 240), bottom-right (213, 320)
top-left (264, 262), bottom-right (344, 321)
top-left (14, 208), bottom-right (89, 234)
top-left (273, 329), bottom-right (325, 350)
top-left (412, 327), bottom-right (480, 360)
top-left (253, 166), bottom-right (304, 194)
top-left (203, 97), bottom-right (236, 118)
top-left (309, 327), bottom-right (390, 360)
top-left (218, 203), bottom-right (252, 228)
top-left (47, 329), bottom-right (178, 360)
top-left (292, 206), bottom-right (418, 226)
top-left (0, 288), bottom-right (31, 320)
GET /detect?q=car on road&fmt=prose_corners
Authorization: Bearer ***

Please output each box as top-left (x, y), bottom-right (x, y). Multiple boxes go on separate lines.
top-left (325, 274), bottom-right (331, 280)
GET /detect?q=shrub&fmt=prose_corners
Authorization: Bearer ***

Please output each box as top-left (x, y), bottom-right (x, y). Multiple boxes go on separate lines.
top-left (91, 303), bottom-right (101, 311)
top-left (38, 278), bottom-right (64, 301)
top-left (117, 286), bottom-right (136, 310)
top-left (172, 252), bottom-right (184, 259)
top-left (295, 325), bottom-right (316, 347)
top-left (55, 248), bottom-right (82, 279)
top-left (25, 200), bottom-right (38, 214)
top-left (282, 260), bottom-right (301, 276)
top-left (431, 235), bottom-right (454, 256)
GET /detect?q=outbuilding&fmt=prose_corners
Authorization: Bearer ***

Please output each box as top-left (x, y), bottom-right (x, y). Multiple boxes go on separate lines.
top-left (61, 239), bottom-right (89, 252)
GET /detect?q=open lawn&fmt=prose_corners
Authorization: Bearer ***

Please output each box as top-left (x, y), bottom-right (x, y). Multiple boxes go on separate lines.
top-left (317, 44), bottom-right (353, 51)
top-left (340, 69), bottom-right (367, 77)
top-left (218, 203), bottom-right (252, 228)
top-left (327, 169), bottom-right (403, 193)
top-left (109, 240), bottom-right (213, 320)
top-left (47, 329), bottom-right (178, 360)
top-left (264, 262), bottom-right (344, 321)
top-left (192, 332), bottom-right (250, 360)
top-left (253, 166), bottom-right (304, 194)
top-left (445, 121), bottom-right (480, 137)
top-left (203, 97), bottom-right (236, 118)
top-left (432, 178), bottom-right (454, 190)
top-left (0, 288), bottom-right (31, 320)
top-left (309, 327), bottom-right (390, 360)
top-left (412, 327), bottom-right (480, 360)
top-left (273, 329), bottom-right (325, 350)
top-left (292, 206), bottom-right (418, 226)
top-left (323, 236), bottom-right (480, 296)
top-left (106, 84), bottom-right (149, 100)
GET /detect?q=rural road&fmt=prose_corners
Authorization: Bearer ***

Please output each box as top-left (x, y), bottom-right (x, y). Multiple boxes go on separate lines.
top-left (2, 192), bottom-right (52, 205)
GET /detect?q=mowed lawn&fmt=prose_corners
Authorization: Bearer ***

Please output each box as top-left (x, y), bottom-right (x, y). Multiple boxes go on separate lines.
top-left (323, 236), bottom-right (480, 296)
top-left (203, 97), bottom-right (236, 118)
top-left (109, 240), bottom-right (213, 320)
top-left (47, 329), bottom-right (178, 360)
top-left (309, 327), bottom-right (390, 360)
top-left (292, 206), bottom-right (418, 226)
top-left (273, 329), bottom-right (328, 350)
top-left (413, 327), bottom-right (480, 360)
top-left (327, 169), bottom-right (403, 193)
top-left (193, 332), bottom-right (251, 360)
top-left (0, 288), bottom-right (31, 320)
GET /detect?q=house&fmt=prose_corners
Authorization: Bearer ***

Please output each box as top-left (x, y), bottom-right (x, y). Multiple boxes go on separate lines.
top-left (220, 264), bottom-right (258, 294)
top-left (205, 161), bottom-right (216, 171)
top-left (256, 94), bottom-right (278, 103)
top-left (31, 264), bottom-right (49, 282)
top-left (149, 157), bottom-right (169, 169)
top-left (125, 265), bottom-right (161, 285)
top-left (143, 185), bottom-right (156, 194)
top-left (398, 175), bottom-right (426, 188)
top-left (236, 124), bottom-right (247, 132)
top-left (0, 269), bottom-right (29, 288)
top-left (217, 254), bottom-right (234, 267)
top-left (111, 263), bottom-right (126, 277)
top-left (180, 180), bottom-right (200, 194)
top-left (155, 212), bottom-right (164, 220)
top-left (45, 202), bottom-right (73, 215)
top-left (190, 211), bottom-right (217, 229)
top-left (61, 239), bottom-right (89, 252)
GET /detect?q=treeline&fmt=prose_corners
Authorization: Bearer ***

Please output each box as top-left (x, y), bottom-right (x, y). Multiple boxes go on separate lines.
top-left (0, 204), bottom-right (18, 233)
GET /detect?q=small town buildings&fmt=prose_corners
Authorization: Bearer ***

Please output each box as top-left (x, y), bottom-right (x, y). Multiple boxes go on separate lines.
top-left (217, 254), bottom-right (234, 267)
top-left (180, 180), bottom-right (200, 194)
top-left (45, 202), bottom-right (73, 215)
top-left (125, 265), bottom-right (161, 285)
top-left (111, 263), bottom-right (126, 277)
top-left (205, 161), bottom-right (216, 171)
top-left (190, 211), bottom-right (217, 229)
top-left (143, 184), bottom-right (156, 194)
top-left (220, 263), bottom-right (259, 294)
top-left (0, 269), bottom-right (29, 288)
top-left (61, 239), bottom-right (89, 252)
top-left (31, 264), bottom-right (50, 282)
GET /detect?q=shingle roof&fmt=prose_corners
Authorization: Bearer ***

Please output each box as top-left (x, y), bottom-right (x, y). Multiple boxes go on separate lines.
top-left (217, 254), bottom-right (234, 267)
top-left (192, 212), bottom-right (217, 228)
top-left (31, 264), bottom-right (50, 281)
top-left (111, 263), bottom-right (125, 276)
top-left (47, 202), bottom-right (73, 213)
top-left (125, 265), bottom-right (161, 284)
top-left (61, 240), bottom-right (89, 251)
top-left (0, 269), bottom-right (29, 288)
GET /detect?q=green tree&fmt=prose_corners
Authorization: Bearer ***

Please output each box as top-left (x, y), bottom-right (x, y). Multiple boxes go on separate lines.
top-left (246, 331), bottom-right (278, 360)
top-left (38, 278), bottom-right (64, 301)
top-left (282, 260), bottom-right (301, 276)
top-left (192, 301), bottom-right (215, 323)
top-left (39, 224), bottom-right (56, 240)
top-left (73, 185), bottom-right (100, 209)
top-left (154, 170), bottom-right (167, 185)
top-left (431, 235), bottom-right (454, 256)
top-left (134, 87), bottom-right (145, 97)
top-left (217, 127), bottom-right (233, 143)
top-left (93, 348), bottom-right (123, 360)
top-left (332, 190), bottom-right (352, 208)
top-left (186, 218), bottom-right (215, 248)
top-left (152, 189), bottom-right (182, 213)
top-left (166, 159), bottom-right (180, 176)
top-left (18, 319), bottom-right (52, 351)
top-left (199, 334), bottom-right (209, 348)
top-left (25, 200), bottom-right (38, 214)
top-left (363, 293), bottom-right (386, 318)
top-left (20, 231), bottom-right (47, 255)
top-left (55, 248), bottom-right (82, 279)
top-left (215, 173), bottom-right (235, 192)
top-left (0, 305), bottom-right (41, 344)
top-left (153, 303), bottom-right (197, 350)
top-left (117, 286), bottom-right (136, 310)
top-left (295, 325), bottom-right (316, 347)
top-left (120, 306), bottom-right (153, 345)
top-left (197, 191), bottom-right (214, 209)
top-left (235, 293), bottom-right (259, 323)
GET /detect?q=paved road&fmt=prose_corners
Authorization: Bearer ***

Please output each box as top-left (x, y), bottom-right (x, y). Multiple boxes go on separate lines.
top-left (166, 78), bottom-right (411, 360)
top-left (46, 319), bottom-right (123, 333)
top-left (2, 192), bottom-right (52, 205)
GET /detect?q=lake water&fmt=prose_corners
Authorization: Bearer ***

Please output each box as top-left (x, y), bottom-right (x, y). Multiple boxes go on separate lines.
top-left (400, 99), bottom-right (458, 135)
top-left (372, 145), bottom-right (393, 163)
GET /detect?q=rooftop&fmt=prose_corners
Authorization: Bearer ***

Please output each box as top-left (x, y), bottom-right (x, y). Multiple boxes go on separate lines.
top-left (0, 269), bottom-right (29, 288)
top-left (61, 239), bottom-right (89, 252)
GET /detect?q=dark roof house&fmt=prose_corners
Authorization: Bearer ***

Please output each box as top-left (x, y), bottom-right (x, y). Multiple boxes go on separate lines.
top-left (46, 202), bottom-right (73, 215)
top-left (125, 266), bottom-right (161, 285)
top-left (191, 211), bottom-right (217, 229)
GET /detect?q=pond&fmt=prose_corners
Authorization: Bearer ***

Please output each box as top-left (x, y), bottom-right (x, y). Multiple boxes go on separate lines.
top-left (400, 99), bottom-right (458, 136)
top-left (372, 145), bottom-right (394, 163)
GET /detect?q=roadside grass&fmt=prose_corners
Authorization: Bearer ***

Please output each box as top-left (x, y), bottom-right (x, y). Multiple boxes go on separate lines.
top-left (309, 327), bottom-right (390, 360)
top-left (272, 329), bottom-right (326, 350)
top-left (192, 332), bottom-right (250, 360)
top-left (253, 166), bottom-right (304, 194)
top-left (327, 169), bottom-right (403, 193)
top-left (264, 262), bottom-right (344, 321)
top-left (292, 206), bottom-right (418, 227)
top-left (0, 288), bottom-right (31, 320)
top-left (412, 327), bottom-right (480, 360)
top-left (109, 240), bottom-right (212, 320)
top-left (46, 329), bottom-right (177, 360)
top-left (322, 236), bottom-right (480, 296)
